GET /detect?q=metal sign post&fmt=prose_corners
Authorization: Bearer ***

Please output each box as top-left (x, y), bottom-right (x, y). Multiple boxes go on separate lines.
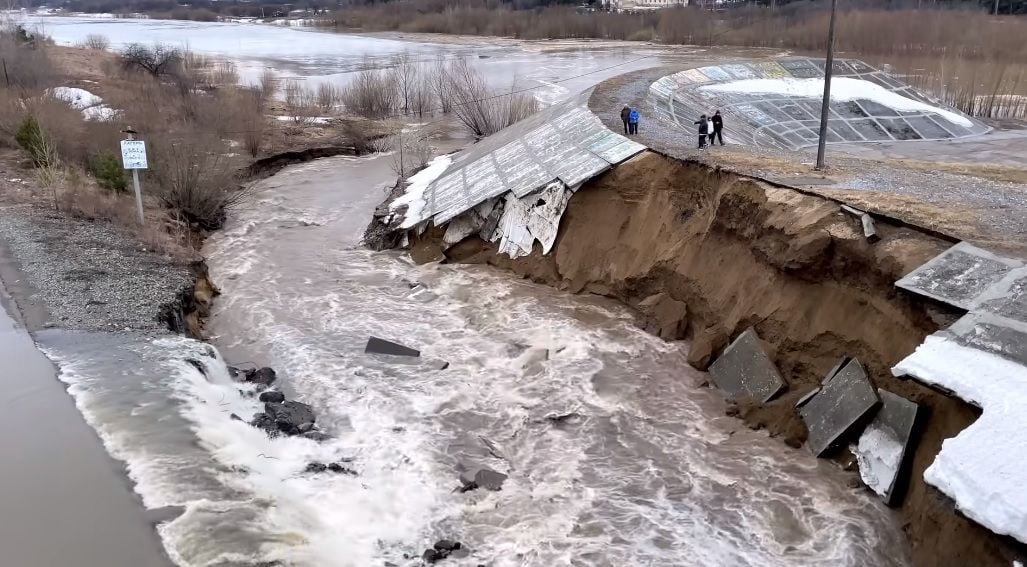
top-left (120, 129), bottom-right (148, 225)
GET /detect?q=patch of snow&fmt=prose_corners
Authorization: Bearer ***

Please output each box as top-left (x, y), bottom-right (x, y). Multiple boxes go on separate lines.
top-left (82, 104), bottom-right (119, 121)
top-left (49, 86), bottom-right (103, 110)
top-left (274, 115), bottom-right (332, 125)
top-left (701, 77), bottom-right (973, 128)
top-left (893, 334), bottom-right (1027, 543)
top-left (391, 155), bottom-right (453, 229)
top-left (851, 427), bottom-right (903, 499)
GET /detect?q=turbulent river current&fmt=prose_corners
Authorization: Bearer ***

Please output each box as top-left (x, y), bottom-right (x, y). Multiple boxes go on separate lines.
top-left (42, 155), bottom-right (909, 566)
top-left (26, 16), bottom-right (910, 567)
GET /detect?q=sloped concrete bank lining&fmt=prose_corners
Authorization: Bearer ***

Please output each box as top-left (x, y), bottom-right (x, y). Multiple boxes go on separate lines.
top-left (395, 151), bottom-right (1025, 566)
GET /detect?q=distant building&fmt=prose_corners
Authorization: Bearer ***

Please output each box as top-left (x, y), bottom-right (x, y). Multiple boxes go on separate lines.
top-left (601, 0), bottom-right (690, 12)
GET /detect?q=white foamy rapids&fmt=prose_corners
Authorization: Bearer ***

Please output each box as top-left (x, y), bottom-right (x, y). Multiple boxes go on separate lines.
top-left (201, 153), bottom-right (910, 566)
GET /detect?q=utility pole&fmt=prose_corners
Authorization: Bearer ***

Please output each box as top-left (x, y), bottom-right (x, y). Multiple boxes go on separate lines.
top-left (815, 0), bottom-right (838, 171)
top-left (121, 128), bottom-right (147, 225)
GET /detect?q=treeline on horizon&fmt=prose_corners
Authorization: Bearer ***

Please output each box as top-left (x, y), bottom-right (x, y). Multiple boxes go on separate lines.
top-left (35, 0), bottom-right (1027, 18)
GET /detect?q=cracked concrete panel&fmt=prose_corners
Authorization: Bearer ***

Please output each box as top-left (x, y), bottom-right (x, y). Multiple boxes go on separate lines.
top-left (708, 328), bottom-right (787, 403)
top-left (948, 312), bottom-right (1027, 366)
top-left (853, 389), bottom-right (919, 506)
top-left (972, 267), bottom-right (1027, 323)
top-left (895, 242), bottom-right (1024, 310)
top-left (800, 358), bottom-right (881, 457)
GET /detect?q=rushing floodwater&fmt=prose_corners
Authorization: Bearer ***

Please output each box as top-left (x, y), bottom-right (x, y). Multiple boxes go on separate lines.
top-left (23, 16), bottom-right (911, 567)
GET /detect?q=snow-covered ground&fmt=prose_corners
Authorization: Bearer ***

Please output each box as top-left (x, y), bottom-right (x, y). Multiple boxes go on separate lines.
top-left (49, 87), bottom-right (103, 110)
top-left (391, 154), bottom-right (452, 229)
top-left (893, 334), bottom-right (1027, 543)
top-left (48, 86), bottom-right (119, 122)
top-left (701, 77), bottom-right (973, 128)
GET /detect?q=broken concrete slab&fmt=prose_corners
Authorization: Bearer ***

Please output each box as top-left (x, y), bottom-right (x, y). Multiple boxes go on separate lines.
top-left (636, 292), bottom-right (688, 339)
top-left (948, 312), bottom-right (1027, 366)
top-left (896, 242), bottom-right (1024, 310)
top-left (852, 389), bottom-right (919, 506)
top-left (799, 358), bottom-right (881, 457)
top-left (708, 328), bottom-right (787, 403)
top-left (972, 266), bottom-right (1027, 323)
top-left (365, 336), bottom-right (421, 357)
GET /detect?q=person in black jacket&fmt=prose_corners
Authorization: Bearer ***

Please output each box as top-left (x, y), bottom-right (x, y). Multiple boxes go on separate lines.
top-left (620, 105), bottom-right (631, 134)
top-left (711, 110), bottom-right (725, 146)
top-left (694, 114), bottom-right (708, 149)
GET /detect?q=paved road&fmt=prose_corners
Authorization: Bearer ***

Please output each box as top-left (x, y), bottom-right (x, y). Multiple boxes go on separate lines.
top-left (588, 67), bottom-right (1027, 257)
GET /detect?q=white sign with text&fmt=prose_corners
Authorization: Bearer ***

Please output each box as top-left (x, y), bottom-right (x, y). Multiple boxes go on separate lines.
top-left (120, 140), bottom-right (148, 170)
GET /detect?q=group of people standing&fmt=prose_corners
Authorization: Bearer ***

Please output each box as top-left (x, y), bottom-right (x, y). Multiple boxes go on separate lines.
top-left (695, 110), bottom-right (725, 149)
top-left (620, 105), bottom-right (640, 135)
top-left (619, 104), bottom-right (727, 151)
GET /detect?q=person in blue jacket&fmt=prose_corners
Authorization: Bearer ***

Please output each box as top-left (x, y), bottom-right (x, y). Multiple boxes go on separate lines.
top-left (628, 108), bottom-right (640, 135)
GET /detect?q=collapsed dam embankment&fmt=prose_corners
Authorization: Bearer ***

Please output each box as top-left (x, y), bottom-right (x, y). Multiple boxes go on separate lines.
top-left (399, 150), bottom-right (1025, 566)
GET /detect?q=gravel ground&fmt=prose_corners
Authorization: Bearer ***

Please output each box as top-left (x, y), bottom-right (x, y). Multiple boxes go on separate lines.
top-left (589, 67), bottom-right (1027, 257)
top-left (0, 204), bottom-right (193, 332)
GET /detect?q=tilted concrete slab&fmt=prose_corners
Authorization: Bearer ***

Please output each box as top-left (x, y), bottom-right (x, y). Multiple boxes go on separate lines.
top-left (895, 242), bottom-right (1024, 311)
top-left (948, 312), bottom-right (1027, 367)
top-left (852, 389), bottom-right (919, 506)
top-left (365, 336), bottom-right (421, 357)
top-left (708, 328), bottom-right (786, 403)
top-left (799, 358), bottom-right (881, 457)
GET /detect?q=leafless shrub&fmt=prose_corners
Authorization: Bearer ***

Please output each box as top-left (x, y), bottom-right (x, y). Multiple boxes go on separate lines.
top-left (446, 58), bottom-right (538, 138)
top-left (120, 42), bottom-right (183, 78)
top-left (31, 131), bottom-right (63, 210)
top-left (258, 68), bottom-right (278, 101)
top-left (150, 135), bottom-right (246, 230)
top-left (429, 54), bottom-right (452, 114)
top-left (0, 33), bottom-right (57, 93)
top-left (393, 51), bottom-right (419, 115)
top-left (210, 61), bottom-right (239, 87)
top-left (83, 33), bottom-right (110, 50)
top-left (341, 68), bottom-right (399, 119)
top-left (283, 80), bottom-right (319, 124)
top-left (315, 82), bottom-right (340, 111)
top-left (235, 88), bottom-right (266, 157)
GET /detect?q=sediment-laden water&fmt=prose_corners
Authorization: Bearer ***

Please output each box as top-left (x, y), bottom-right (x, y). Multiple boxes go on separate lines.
top-left (18, 16), bottom-right (911, 566)
top-left (34, 154), bottom-right (912, 566)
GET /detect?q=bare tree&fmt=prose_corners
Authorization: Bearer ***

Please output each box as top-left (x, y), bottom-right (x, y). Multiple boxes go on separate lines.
top-left (120, 43), bottom-right (183, 78)
top-left (446, 58), bottom-right (538, 138)
top-left (429, 54), bottom-right (452, 114)
top-left (392, 51), bottom-right (418, 115)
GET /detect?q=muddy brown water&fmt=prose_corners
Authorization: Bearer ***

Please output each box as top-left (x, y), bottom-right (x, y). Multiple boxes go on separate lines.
top-left (194, 154), bottom-right (911, 566)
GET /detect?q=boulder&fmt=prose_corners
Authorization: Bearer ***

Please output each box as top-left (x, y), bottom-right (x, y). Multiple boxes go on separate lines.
top-left (250, 412), bottom-right (276, 432)
top-left (229, 413), bottom-right (243, 422)
top-left (227, 366), bottom-right (245, 380)
top-left (265, 401), bottom-right (315, 435)
top-left (422, 549), bottom-right (442, 564)
top-left (474, 468), bottom-right (507, 491)
top-left (301, 431), bottom-right (332, 442)
top-left (305, 462), bottom-right (328, 473)
top-left (245, 367), bottom-right (277, 386)
top-left (328, 462), bottom-right (358, 475)
top-left (434, 540), bottom-right (461, 552)
top-left (258, 391), bottom-right (285, 403)
top-left (458, 467), bottom-right (507, 492)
